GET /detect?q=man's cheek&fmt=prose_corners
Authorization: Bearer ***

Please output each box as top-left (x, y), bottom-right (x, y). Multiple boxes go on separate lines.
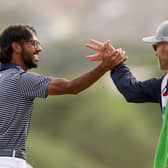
top-left (162, 49), bottom-right (168, 58)
top-left (157, 49), bottom-right (168, 58)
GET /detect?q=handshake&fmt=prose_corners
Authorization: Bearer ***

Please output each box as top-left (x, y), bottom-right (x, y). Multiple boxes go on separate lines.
top-left (85, 39), bottom-right (128, 71)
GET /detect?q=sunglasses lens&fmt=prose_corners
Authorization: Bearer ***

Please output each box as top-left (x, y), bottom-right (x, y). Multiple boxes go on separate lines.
top-left (153, 45), bottom-right (157, 51)
top-left (31, 40), bottom-right (41, 48)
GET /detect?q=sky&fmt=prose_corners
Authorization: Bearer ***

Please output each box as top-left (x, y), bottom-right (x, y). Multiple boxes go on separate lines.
top-left (0, 0), bottom-right (168, 43)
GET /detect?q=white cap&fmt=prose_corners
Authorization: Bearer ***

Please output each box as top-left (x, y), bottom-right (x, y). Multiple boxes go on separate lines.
top-left (142, 20), bottom-right (168, 44)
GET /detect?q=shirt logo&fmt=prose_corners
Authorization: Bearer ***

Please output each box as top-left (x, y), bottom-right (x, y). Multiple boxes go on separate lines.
top-left (162, 79), bottom-right (168, 96)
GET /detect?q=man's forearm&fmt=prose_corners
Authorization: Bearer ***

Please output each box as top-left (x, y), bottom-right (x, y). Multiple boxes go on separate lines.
top-left (68, 63), bottom-right (107, 94)
top-left (47, 62), bottom-right (108, 95)
top-left (110, 64), bottom-right (161, 103)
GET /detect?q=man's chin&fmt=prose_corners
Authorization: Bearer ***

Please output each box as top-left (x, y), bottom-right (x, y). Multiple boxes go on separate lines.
top-left (32, 64), bottom-right (38, 68)
top-left (27, 63), bottom-right (38, 69)
top-left (32, 60), bottom-right (38, 68)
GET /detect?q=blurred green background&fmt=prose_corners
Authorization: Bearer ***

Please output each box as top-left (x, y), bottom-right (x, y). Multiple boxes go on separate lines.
top-left (0, 0), bottom-right (168, 167)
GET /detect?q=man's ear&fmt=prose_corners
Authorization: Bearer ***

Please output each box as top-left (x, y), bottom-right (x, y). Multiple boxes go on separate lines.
top-left (11, 42), bottom-right (22, 54)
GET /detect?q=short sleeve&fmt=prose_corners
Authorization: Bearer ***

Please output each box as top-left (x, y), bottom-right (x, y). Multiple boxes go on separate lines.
top-left (17, 72), bottom-right (52, 98)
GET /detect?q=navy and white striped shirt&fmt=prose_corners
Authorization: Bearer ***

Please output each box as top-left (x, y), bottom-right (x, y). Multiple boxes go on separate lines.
top-left (0, 63), bottom-right (52, 152)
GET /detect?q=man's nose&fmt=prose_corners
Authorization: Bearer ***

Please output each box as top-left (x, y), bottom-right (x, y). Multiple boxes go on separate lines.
top-left (36, 45), bottom-right (43, 53)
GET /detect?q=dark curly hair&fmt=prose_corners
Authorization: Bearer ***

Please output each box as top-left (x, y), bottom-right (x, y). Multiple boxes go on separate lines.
top-left (0, 24), bottom-right (37, 63)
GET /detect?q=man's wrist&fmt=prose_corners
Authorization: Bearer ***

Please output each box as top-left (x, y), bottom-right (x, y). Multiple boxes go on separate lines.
top-left (110, 63), bottom-right (125, 74)
top-left (98, 62), bottom-right (111, 73)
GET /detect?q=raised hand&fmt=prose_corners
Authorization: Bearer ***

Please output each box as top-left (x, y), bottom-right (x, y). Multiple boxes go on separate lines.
top-left (85, 39), bottom-right (115, 61)
top-left (85, 39), bottom-right (127, 70)
top-left (99, 47), bottom-right (127, 71)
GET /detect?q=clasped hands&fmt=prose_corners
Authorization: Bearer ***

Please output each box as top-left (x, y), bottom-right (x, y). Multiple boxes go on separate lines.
top-left (85, 39), bottom-right (128, 71)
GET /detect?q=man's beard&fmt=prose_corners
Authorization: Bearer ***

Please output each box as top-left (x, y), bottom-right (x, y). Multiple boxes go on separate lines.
top-left (21, 48), bottom-right (38, 69)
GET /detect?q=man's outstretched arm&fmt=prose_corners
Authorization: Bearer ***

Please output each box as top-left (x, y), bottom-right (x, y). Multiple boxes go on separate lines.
top-left (111, 63), bottom-right (162, 103)
top-left (47, 41), bottom-right (127, 95)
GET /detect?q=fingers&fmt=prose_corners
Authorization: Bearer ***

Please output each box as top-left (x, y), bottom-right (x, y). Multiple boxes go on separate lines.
top-left (105, 49), bottom-right (127, 65)
top-left (104, 40), bottom-right (110, 49)
top-left (110, 53), bottom-right (127, 67)
top-left (123, 50), bottom-right (126, 55)
top-left (103, 40), bottom-right (110, 52)
top-left (85, 39), bottom-right (104, 52)
top-left (89, 39), bottom-right (104, 47)
top-left (86, 53), bottom-right (103, 61)
top-left (103, 40), bottom-right (116, 56)
top-left (85, 39), bottom-right (128, 67)
top-left (85, 43), bottom-right (101, 51)
top-left (103, 47), bottom-right (126, 60)
top-left (86, 39), bottom-right (116, 54)
top-left (103, 54), bottom-right (126, 71)
top-left (108, 42), bottom-right (115, 50)
top-left (116, 48), bottom-right (126, 57)
top-left (89, 39), bottom-right (114, 51)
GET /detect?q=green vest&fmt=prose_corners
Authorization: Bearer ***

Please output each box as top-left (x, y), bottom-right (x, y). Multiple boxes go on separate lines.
top-left (154, 101), bottom-right (168, 168)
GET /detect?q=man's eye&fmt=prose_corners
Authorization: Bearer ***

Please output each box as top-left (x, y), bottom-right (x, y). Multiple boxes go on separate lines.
top-left (31, 41), bottom-right (36, 45)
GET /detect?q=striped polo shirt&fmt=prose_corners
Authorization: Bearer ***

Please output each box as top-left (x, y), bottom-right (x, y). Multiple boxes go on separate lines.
top-left (0, 63), bottom-right (52, 152)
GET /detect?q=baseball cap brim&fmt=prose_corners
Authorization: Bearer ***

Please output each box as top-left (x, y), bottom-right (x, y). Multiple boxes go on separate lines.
top-left (142, 36), bottom-right (168, 44)
top-left (142, 36), bottom-right (160, 44)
